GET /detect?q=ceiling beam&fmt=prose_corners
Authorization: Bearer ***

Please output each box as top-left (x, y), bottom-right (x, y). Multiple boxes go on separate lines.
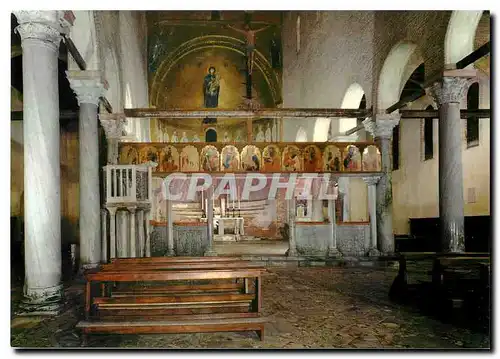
top-left (344, 108), bottom-right (490, 136)
top-left (124, 108), bottom-right (371, 119)
top-left (385, 41), bottom-right (490, 114)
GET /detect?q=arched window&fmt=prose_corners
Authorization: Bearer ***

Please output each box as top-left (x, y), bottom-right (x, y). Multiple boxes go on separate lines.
top-left (466, 82), bottom-right (480, 147)
top-left (424, 105), bottom-right (434, 160)
top-left (205, 128), bottom-right (217, 142)
top-left (296, 126), bottom-right (307, 142)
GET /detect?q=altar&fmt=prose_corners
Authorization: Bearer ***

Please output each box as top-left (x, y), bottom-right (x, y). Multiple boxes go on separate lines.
top-left (201, 216), bottom-right (245, 241)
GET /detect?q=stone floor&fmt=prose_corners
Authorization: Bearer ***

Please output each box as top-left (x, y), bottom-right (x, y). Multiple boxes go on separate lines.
top-left (214, 240), bottom-right (288, 256)
top-left (11, 267), bottom-right (490, 349)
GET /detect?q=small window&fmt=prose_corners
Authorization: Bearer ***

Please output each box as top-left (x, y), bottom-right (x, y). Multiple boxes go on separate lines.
top-left (392, 124), bottom-right (400, 170)
top-left (424, 105), bottom-right (434, 160)
top-left (466, 82), bottom-right (479, 147)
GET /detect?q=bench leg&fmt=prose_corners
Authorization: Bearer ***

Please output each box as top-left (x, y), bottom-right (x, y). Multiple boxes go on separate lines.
top-left (257, 326), bottom-right (265, 341)
top-left (81, 332), bottom-right (89, 347)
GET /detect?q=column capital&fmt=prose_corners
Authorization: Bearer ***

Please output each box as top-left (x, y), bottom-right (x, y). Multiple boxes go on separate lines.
top-left (428, 75), bottom-right (476, 105)
top-left (13, 11), bottom-right (72, 50)
top-left (362, 175), bottom-right (382, 186)
top-left (99, 113), bottom-right (127, 139)
top-left (67, 70), bottom-right (107, 106)
top-left (362, 113), bottom-right (400, 139)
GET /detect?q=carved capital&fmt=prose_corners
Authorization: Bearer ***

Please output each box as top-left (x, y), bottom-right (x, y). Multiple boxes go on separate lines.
top-left (13, 11), bottom-right (70, 50)
top-left (363, 113), bottom-right (400, 139)
top-left (362, 175), bottom-right (382, 186)
top-left (67, 70), bottom-right (107, 106)
top-left (99, 113), bottom-right (127, 139)
top-left (429, 77), bottom-right (474, 105)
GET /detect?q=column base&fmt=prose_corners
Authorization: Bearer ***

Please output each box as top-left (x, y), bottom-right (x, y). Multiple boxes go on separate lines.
top-left (285, 248), bottom-right (298, 257)
top-left (367, 248), bottom-right (380, 257)
top-left (17, 283), bottom-right (64, 316)
top-left (327, 248), bottom-right (342, 258)
top-left (74, 263), bottom-right (100, 283)
top-left (204, 250), bottom-right (218, 257)
top-left (166, 250), bottom-right (176, 257)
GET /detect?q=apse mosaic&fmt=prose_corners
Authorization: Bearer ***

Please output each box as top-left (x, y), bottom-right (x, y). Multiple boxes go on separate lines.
top-left (118, 142), bottom-right (382, 173)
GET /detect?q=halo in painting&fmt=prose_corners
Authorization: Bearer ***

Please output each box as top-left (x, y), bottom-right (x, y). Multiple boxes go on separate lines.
top-left (158, 145), bottom-right (180, 172)
top-left (262, 145), bottom-right (281, 172)
top-left (323, 145), bottom-right (341, 172)
top-left (241, 145), bottom-right (262, 171)
top-left (180, 145), bottom-right (199, 171)
top-left (221, 145), bottom-right (240, 171)
top-left (201, 145), bottom-right (220, 171)
top-left (282, 145), bottom-right (302, 172)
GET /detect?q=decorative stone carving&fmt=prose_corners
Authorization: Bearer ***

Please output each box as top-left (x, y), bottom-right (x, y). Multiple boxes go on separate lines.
top-left (429, 77), bottom-right (474, 105)
top-left (362, 113), bottom-right (401, 139)
top-left (99, 113), bottom-right (127, 139)
top-left (67, 71), bottom-right (107, 106)
top-left (13, 11), bottom-right (73, 49)
top-left (362, 175), bottom-right (382, 186)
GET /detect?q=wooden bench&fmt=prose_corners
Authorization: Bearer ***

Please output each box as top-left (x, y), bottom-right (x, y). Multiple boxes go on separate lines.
top-left (78, 265), bottom-right (267, 345)
top-left (389, 252), bottom-right (490, 323)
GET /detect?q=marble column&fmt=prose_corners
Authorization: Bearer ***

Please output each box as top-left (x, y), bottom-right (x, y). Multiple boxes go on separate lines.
top-left (363, 176), bottom-right (381, 256)
top-left (67, 71), bottom-right (106, 268)
top-left (137, 209), bottom-right (145, 257)
top-left (99, 113), bottom-right (126, 165)
top-left (107, 207), bottom-right (117, 259)
top-left (286, 198), bottom-right (298, 257)
top-left (327, 198), bottom-right (340, 257)
top-left (363, 114), bottom-right (400, 254)
top-left (14, 10), bottom-right (70, 314)
top-left (430, 72), bottom-right (475, 253)
top-left (144, 209), bottom-right (152, 257)
top-left (311, 180), bottom-right (324, 222)
top-left (128, 207), bottom-right (137, 258)
top-left (118, 210), bottom-right (128, 257)
top-left (205, 186), bottom-right (217, 256)
top-left (101, 209), bottom-right (108, 262)
top-left (166, 200), bottom-right (175, 256)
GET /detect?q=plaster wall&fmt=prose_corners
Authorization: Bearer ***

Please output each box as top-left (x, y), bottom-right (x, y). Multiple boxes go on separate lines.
top-left (391, 74), bottom-right (490, 234)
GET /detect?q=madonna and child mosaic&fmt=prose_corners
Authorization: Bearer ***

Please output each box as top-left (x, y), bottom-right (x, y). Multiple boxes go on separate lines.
top-left (119, 143), bottom-right (382, 173)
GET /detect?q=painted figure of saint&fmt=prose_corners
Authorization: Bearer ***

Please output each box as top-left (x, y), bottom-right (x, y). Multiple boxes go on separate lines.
top-left (265, 124), bottom-right (272, 142)
top-left (181, 131), bottom-right (189, 143)
top-left (192, 134), bottom-right (201, 142)
top-left (223, 131), bottom-right (231, 142)
top-left (255, 125), bottom-right (265, 142)
top-left (203, 66), bottom-right (220, 108)
top-left (171, 130), bottom-right (178, 143)
top-left (235, 130), bottom-right (243, 142)
top-left (164, 131), bottom-right (170, 143)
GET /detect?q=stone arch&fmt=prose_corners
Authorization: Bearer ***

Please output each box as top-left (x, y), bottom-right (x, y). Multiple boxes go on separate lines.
top-left (313, 118), bottom-right (331, 142)
top-left (339, 83), bottom-right (365, 134)
top-left (150, 35), bottom-right (282, 107)
top-left (296, 126), bottom-right (308, 142)
top-left (445, 10), bottom-right (483, 66)
top-left (377, 41), bottom-right (422, 110)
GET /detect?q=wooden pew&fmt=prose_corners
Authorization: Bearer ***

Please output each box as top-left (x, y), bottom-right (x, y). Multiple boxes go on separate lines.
top-left (78, 267), bottom-right (267, 344)
top-left (110, 256), bottom-right (244, 264)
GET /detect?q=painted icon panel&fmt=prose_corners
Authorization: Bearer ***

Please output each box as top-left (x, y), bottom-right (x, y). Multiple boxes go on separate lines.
top-left (323, 145), bottom-right (341, 172)
top-left (158, 145), bottom-right (180, 172)
top-left (262, 145), bottom-right (281, 172)
top-left (343, 145), bottom-right (361, 171)
top-left (282, 145), bottom-right (302, 171)
top-left (221, 145), bottom-right (240, 171)
top-left (201, 145), bottom-right (220, 171)
top-left (241, 145), bottom-right (262, 171)
top-left (362, 145), bottom-right (382, 171)
top-left (180, 145), bottom-right (199, 171)
top-left (303, 145), bottom-right (322, 172)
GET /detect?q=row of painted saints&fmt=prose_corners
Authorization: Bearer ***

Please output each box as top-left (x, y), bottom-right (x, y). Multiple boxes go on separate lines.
top-left (121, 144), bottom-right (381, 173)
top-left (157, 124), bottom-right (277, 143)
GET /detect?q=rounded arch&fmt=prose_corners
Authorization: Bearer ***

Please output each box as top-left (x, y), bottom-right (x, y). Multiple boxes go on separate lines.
top-left (296, 126), bottom-right (308, 142)
top-left (445, 10), bottom-right (483, 65)
top-left (339, 83), bottom-right (365, 134)
top-left (104, 48), bottom-right (121, 113)
top-left (150, 35), bottom-right (282, 107)
top-left (313, 118), bottom-right (331, 142)
top-left (377, 41), bottom-right (422, 110)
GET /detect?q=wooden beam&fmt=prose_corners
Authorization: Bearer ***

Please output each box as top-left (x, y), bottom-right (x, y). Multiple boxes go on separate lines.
top-left (401, 109), bottom-right (490, 119)
top-left (63, 34), bottom-right (86, 71)
top-left (10, 110), bottom-right (78, 121)
top-left (385, 41), bottom-right (491, 114)
top-left (345, 109), bottom-right (490, 135)
top-left (124, 108), bottom-right (371, 119)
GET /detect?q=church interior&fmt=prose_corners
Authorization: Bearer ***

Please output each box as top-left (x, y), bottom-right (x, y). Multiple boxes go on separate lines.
top-left (10, 10), bottom-right (491, 349)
